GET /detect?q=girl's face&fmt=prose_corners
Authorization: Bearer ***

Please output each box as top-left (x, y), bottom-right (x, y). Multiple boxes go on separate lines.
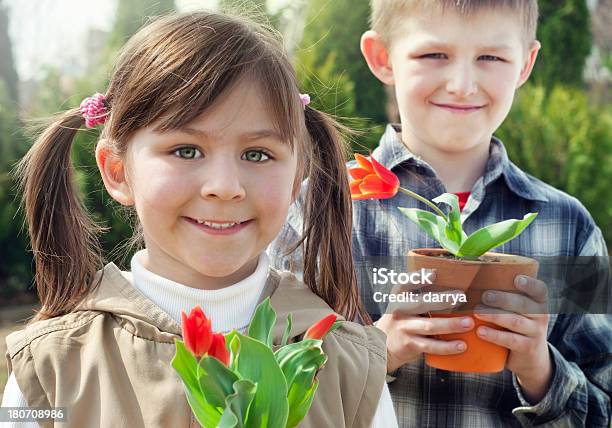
top-left (120, 80), bottom-right (299, 289)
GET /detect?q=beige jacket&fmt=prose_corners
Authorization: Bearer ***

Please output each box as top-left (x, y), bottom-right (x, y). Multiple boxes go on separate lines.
top-left (5, 263), bottom-right (386, 428)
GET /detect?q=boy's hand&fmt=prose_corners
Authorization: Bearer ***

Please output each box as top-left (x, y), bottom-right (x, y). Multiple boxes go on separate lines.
top-left (474, 275), bottom-right (552, 403)
top-left (375, 278), bottom-right (473, 373)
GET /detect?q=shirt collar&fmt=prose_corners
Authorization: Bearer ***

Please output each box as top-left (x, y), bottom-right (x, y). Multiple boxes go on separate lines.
top-left (373, 123), bottom-right (548, 202)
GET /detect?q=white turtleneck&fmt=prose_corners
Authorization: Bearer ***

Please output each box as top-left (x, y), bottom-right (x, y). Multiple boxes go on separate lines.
top-left (129, 249), bottom-right (269, 333)
top-left (1, 250), bottom-right (397, 428)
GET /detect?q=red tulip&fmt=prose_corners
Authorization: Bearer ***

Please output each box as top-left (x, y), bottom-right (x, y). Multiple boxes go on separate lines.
top-left (208, 333), bottom-right (231, 366)
top-left (304, 313), bottom-right (337, 340)
top-left (181, 306), bottom-right (212, 358)
top-left (349, 153), bottom-right (400, 200)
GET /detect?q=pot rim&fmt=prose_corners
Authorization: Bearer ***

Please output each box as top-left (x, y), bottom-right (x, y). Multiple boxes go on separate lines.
top-left (407, 248), bottom-right (538, 266)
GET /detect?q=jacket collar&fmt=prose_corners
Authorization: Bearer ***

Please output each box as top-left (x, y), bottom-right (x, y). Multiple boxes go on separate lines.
top-left (76, 263), bottom-right (342, 342)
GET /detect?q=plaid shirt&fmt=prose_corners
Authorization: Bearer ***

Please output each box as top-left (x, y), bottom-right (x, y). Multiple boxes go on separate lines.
top-left (269, 124), bottom-right (612, 427)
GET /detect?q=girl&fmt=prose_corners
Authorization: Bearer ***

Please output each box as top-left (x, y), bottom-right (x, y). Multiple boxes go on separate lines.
top-left (2, 11), bottom-right (397, 428)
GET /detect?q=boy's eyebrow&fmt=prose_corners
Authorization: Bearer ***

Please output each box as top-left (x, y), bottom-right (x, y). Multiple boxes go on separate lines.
top-left (412, 41), bottom-right (513, 52)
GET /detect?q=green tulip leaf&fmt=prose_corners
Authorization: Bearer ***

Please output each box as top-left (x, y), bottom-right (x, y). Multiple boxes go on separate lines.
top-left (274, 340), bottom-right (327, 427)
top-left (280, 313), bottom-right (293, 347)
top-left (286, 373), bottom-right (319, 428)
top-left (217, 379), bottom-right (257, 428)
top-left (398, 207), bottom-right (443, 243)
top-left (171, 339), bottom-right (222, 428)
top-left (197, 355), bottom-right (240, 408)
top-left (232, 333), bottom-right (289, 427)
top-left (248, 297), bottom-right (276, 348)
top-left (433, 193), bottom-right (468, 246)
top-left (457, 213), bottom-right (538, 259)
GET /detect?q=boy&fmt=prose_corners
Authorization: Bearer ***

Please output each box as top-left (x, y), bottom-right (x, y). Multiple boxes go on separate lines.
top-left (270, 1), bottom-right (611, 426)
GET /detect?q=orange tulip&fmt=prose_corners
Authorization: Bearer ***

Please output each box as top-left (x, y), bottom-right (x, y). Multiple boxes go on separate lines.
top-left (348, 153), bottom-right (400, 200)
top-left (208, 333), bottom-right (231, 366)
top-left (181, 306), bottom-right (213, 358)
top-left (304, 313), bottom-right (337, 340)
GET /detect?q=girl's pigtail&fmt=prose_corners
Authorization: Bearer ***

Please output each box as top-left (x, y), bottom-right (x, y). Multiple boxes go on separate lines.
top-left (16, 109), bottom-right (104, 322)
top-left (302, 107), bottom-right (371, 324)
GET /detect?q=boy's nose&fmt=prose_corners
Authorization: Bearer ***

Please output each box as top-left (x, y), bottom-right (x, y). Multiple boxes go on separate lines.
top-left (199, 158), bottom-right (246, 201)
top-left (446, 62), bottom-right (478, 97)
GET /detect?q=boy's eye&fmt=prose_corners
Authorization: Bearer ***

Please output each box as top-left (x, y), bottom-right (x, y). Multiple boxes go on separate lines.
top-left (173, 147), bottom-right (202, 159)
top-left (242, 150), bottom-right (271, 162)
top-left (420, 53), bottom-right (448, 60)
top-left (479, 55), bottom-right (503, 62)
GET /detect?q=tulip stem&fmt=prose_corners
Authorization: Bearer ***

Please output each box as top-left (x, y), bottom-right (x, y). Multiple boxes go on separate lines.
top-left (398, 187), bottom-right (446, 217)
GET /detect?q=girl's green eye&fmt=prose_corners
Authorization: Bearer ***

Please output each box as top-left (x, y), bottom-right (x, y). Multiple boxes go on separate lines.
top-left (242, 150), bottom-right (270, 162)
top-left (174, 147), bottom-right (201, 159)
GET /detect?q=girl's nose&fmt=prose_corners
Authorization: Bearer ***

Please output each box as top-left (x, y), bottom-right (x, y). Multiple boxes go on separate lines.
top-left (199, 157), bottom-right (246, 201)
top-left (446, 62), bottom-right (478, 98)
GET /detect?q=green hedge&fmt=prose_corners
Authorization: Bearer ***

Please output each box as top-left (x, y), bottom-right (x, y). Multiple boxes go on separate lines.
top-left (497, 84), bottom-right (612, 249)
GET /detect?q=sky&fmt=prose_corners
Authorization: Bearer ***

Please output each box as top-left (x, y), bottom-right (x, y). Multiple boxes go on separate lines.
top-left (4, 0), bottom-right (286, 81)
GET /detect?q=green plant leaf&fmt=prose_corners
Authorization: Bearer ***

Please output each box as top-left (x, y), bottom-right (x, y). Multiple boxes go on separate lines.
top-left (232, 333), bottom-right (289, 427)
top-left (171, 340), bottom-right (222, 428)
top-left (197, 355), bottom-right (240, 408)
top-left (457, 213), bottom-right (538, 259)
top-left (286, 374), bottom-right (318, 428)
top-left (217, 379), bottom-right (257, 428)
top-left (398, 207), bottom-right (461, 255)
top-left (398, 207), bottom-right (443, 243)
top-left (247, 297), bottom-right (276, 348)
top-left (433, 193), bottom-right (468, 246)
top-left (280, 313), bottom-right (293, 347)
top-left (274, 340), bottom-right (327, 427)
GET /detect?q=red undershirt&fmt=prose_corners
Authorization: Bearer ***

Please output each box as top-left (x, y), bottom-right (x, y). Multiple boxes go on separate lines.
top-left (454, 191), bottom-right (471, 212)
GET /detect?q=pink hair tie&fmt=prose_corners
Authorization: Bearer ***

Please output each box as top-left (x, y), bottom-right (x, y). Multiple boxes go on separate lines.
top-left (300, 93), bottom-right (310, 109)
top-left (79, 93), bottom-right (109, 128)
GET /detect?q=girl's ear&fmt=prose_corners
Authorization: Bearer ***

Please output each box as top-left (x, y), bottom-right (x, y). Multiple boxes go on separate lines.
top-left (96, 140), bottom-right (134, 206)
top-left (517, 40), bottom-right (541, 88)
top-left (360, 30), bottom-right (395, 85)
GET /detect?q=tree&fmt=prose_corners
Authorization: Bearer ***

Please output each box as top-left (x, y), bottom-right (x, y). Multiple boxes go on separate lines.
top-left (532, 0), bottom-right (592, 89)
top-left (299, 0), bottom-right (386, 125)
top-left (0, 1), bottom-right (19, 104)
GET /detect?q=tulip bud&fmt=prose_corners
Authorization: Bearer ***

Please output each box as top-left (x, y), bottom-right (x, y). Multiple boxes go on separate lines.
top-left (208, 333), bottom-right (230, 366)
top-left (181, 306), bottom-right (212, 357)
top-left (304, 313), bottom-right (337, 340)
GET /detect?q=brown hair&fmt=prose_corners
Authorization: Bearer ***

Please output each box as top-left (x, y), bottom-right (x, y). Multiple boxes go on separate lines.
top-left (17, 11), bottom-right (369, 323)
top-left (370, 0), bottom-right (539, 47)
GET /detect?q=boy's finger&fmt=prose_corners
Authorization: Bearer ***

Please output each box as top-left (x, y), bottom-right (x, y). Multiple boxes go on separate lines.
top-left (476, 326), bottom-right (531, 353)
top-left (400, 315), bottom-right (474, 336)
top-left (514, 275), bottom-right (548, 303)
top-left (473, 306), bottom-right (539, 337)
top-left (481, 290), bottom-right (544, 315)
top-left (410, 336), bottom-right (467, 355)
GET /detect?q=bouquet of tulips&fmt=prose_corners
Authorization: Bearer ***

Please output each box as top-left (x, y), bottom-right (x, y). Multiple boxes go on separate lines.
top-left (171, 298), bottom-right (338, 428)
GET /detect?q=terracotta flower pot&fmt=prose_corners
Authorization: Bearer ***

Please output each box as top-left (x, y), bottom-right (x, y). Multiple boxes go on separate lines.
top-left (407, 248), bottom-right (539, 373)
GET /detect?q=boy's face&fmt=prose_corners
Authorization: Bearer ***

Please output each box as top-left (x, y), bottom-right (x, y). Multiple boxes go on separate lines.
top-left (362, 7), bottom-right (539, 154)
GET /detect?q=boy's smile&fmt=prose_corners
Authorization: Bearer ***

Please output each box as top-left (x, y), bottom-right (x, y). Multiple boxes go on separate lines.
top-left (362, 6), bottom-right (539, 159)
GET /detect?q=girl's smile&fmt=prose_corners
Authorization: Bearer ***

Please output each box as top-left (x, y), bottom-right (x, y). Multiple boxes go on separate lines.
top-left (183, 217), bottom-right (254, 235)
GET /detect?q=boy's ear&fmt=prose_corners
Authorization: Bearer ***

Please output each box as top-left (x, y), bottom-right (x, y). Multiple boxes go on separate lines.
top-left (516, 40), bottom-right (541, 88)
top-left (95, 140), bottom-right (134, 206)
top-left (361, 30), bottom-right (395, 85)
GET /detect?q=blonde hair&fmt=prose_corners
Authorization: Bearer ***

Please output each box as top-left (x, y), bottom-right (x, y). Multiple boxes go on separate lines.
top-left (370, 0), bottom-right (539, 47)
top-left (18, 12), bottom-right (369, 324)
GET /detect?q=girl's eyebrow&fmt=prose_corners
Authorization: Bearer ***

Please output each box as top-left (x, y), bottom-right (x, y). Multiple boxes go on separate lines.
top-left (163, 127), bottom-right (284, 143)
